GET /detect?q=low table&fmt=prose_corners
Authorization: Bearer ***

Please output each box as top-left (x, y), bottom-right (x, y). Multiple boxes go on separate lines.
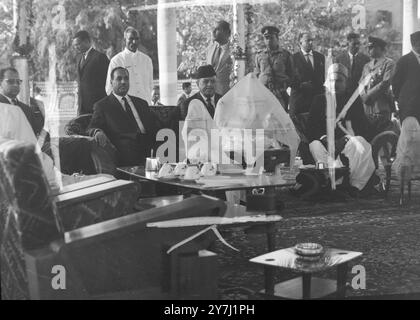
top-left (250, 247), bottom-right (362, 299)
top-left (118, 165), bottom-right (296, 194)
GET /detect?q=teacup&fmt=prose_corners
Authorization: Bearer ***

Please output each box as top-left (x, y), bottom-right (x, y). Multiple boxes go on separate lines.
top-left (174, 162), bottom-right (188, 176)
top-left (158, 163), bottom-right (174, 178)
top-left (183, 166), bottom-right (200, 180)
top-left (200, 162), bottom-right (217, 176)
top-left (145, 157), bottom-right (161, 171)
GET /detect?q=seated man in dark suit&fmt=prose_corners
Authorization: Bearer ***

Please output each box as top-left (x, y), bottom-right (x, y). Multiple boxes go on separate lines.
top-left (0, 67), bottom-right (44, 136)
top-left (88, 67), bottom-right (157, 167)
top-left (181, 65), bottom-right (222, 120)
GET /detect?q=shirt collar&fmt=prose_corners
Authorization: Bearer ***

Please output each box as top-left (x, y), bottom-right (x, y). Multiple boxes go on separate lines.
top-left (84, 46), bottom-right (93, 58)
top-left (216, 42), bottom-right (229, 50)
top-left (0, 93), bottom-right (15, 104)
top-left (123, 48), bottom-right (139, 55)
top-left (200, 92), bottom-right (215, 103)
top-left (301, 49), bottom-right (313, 56)
top-left (348, 51), bottom-right (358, 58)
top-left (113, 92), bottom-right (129, 104)
top-left (412, 50), bottom-right (420, 58)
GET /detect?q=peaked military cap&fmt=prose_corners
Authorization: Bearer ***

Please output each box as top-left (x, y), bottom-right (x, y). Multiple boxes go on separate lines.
top-left (261, 26), bottom-right (280, 37)
top-left (194, 65), bottom-right (216, 79)
top-left (367, 36), bottom-right (387, 49)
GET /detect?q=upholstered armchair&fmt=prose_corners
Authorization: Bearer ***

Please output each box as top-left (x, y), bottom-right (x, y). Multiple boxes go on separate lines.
top-left (0, 139), bottom-right (138, 299)
top-left (0, 139), bottom-right (225, 299)
top-left (59, 114), bottom-right (117, 175)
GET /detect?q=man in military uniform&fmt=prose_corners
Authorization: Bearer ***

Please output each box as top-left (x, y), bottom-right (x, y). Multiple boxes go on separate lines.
top-left (360, 36), bottom-right (396, 139)
top-left (255, 26), bottom-right (294, 110)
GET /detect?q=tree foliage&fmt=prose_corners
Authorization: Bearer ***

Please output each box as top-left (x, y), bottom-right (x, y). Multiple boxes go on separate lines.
top-left (31, 0), bottom-right (157, 81)
top-left (0, 0), bottom-right (402, 81)
top-left (0, 0), bottom-right (14, 69)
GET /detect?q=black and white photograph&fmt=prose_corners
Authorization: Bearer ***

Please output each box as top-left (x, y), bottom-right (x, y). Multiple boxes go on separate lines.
top-left (1, 0), bottom-right (420, 304)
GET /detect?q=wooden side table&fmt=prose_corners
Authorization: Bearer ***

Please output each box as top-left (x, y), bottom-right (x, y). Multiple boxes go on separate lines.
top-left (250, 247), bottom-right (362, 299)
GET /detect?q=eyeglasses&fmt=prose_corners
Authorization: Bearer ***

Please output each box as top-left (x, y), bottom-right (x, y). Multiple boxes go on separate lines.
top-left (3, 79), bottom-right (23, 85)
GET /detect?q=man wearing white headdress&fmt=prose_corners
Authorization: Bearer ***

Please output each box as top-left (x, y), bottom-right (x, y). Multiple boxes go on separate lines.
top-left (307, 63), bottom-right (376, 191)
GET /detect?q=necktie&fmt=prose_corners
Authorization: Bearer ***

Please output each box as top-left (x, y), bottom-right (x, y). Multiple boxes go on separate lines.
top-left (305, 54), bottom-right (313, 70)
top-left (79, 56), bottom-right (85, 70)
top-left (350, 55), bottom-right (356, 75)
top-left (212, 45), bottom-right (222, 67)
top-left (122, 97), bottom-right (141, 132)
top-left (206, 96), bottom-right (215, 118)
top-left (80, 53), bottom-right (88, 69)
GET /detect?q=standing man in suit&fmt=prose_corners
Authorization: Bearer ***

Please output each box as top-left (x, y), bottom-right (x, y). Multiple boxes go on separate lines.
top-left (0, 67), bottom-right (43, 136)
top-left (392, 31), bottom-right (420, 124)
top-left (289, 32), bottom-right (325, 164)
top-left (255, 25), bottom-right (294, 109)
top-left (106, 27), bottom-right (154, 103)
top-left (206, 20), bottom-right (233, 96)
top-left (360, 36), bottom-right (395, 138)
top-left (335, 33), bottom-right (370, 95)
top-left (88, 67), bottom-right (157, 167)
top-left (73, 30), bottom-right (109, 115)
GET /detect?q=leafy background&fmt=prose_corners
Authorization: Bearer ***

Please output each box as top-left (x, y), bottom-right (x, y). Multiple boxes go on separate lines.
top-left (0, 0), bottom-right (401, 82)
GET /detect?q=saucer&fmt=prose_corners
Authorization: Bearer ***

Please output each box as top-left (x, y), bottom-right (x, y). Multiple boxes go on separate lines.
top-left (219, 168), bottom-right (245, 175)
top-left (157, 175), bottom-right (177, 180)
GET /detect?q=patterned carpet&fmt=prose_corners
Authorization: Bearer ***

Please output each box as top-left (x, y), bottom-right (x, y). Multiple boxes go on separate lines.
top-left (216, 176), bottom-right (420, 299)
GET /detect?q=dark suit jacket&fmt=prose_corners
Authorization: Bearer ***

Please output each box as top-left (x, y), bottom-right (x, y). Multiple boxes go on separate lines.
top-left (289, 50), bottom-right (325, 115)
top-left (180, 92), bottom-right (222, 120)
top-left (77, 48), bottom-right (109, 115)
top-left (335, 51), bottom-right (370, 94)
top-left (206, 42), bottom-right (233, 96)
top-left (392, 52), bottom-right (420, 122)
top-left (88, 94), bottom-right (157, 166)
top-left (0, 94), bottom-right (43, 136)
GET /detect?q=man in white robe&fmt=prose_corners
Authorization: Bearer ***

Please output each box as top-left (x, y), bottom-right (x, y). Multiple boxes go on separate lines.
top-left (106, 27), bottom-right (153, 103)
